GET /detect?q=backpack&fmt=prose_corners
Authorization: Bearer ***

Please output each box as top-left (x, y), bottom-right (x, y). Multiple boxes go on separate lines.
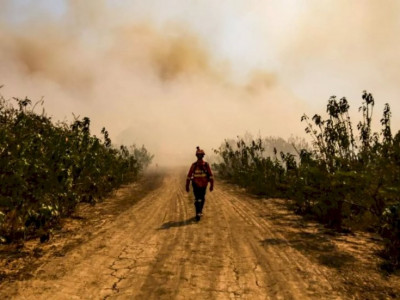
top-left (193, 161), bottom-right (210, 180)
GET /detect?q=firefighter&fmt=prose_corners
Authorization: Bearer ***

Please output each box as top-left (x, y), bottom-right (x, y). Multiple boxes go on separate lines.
top-left (186, 147), bottom-right (214, 221)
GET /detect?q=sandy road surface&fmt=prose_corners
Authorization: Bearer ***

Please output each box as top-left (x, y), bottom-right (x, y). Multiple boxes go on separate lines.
top-left (1, 169), bottom-right (399, 299)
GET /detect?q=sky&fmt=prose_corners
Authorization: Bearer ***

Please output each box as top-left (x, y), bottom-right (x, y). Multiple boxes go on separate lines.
top-left (1, 0), bottom-right (400, 165)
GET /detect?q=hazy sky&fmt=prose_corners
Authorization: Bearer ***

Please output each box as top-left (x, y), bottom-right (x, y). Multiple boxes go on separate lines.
top-left (1, 0), bottom-right (400, 165)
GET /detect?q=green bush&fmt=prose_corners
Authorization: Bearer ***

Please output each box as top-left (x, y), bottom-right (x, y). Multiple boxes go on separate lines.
top-left (0, 95), bottom-right (153, 242)
top-left (214, 91), bottom-right (400, 268)
top-left (380, 204), bottom-right (400, 268)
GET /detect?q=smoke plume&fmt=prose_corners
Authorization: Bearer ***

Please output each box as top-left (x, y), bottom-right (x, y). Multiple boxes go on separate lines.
top-left (1, 0), bottom-right (399, 165)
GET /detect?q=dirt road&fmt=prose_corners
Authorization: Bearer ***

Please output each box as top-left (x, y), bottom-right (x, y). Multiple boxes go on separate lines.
top-left (1, 169), bottom-right (399, 299)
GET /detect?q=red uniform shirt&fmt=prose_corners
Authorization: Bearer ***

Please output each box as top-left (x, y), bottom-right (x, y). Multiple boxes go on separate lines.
top-left (186, 160), bottom-right (214, 188)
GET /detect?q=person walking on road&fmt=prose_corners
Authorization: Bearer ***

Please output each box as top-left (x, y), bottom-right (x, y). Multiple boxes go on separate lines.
top-left (186, 147), bottom-right (214, 221)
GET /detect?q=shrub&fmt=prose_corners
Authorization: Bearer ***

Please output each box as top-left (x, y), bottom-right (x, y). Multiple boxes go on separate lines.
top-left (0, 95), bottom-right (153, 242)
top-left (214, 91), bottom-right (400, 268)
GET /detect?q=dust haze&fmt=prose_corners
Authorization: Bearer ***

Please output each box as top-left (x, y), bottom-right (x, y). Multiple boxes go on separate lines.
top-left (1, 0), bottom-right (399, 166)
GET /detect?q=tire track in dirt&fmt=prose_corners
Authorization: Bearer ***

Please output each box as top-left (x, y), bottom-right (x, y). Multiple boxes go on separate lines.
top-left (131, 178), bottom-right (190, 299)
top-left (213, 187), bottom-right (340, 299)
top-left (173, 183), bottom-right (239, 299)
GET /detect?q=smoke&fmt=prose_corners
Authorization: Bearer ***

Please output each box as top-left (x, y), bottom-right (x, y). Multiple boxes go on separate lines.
top-left (1, 0), bottom-right (399, 165)
top-left (0, 0), bottom-right (308, 166)
top-left (280, 1), bottom-right (400, 112)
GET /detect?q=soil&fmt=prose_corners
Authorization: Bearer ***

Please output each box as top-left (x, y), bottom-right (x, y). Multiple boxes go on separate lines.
top-left (0, 168), bottom-right (399, 299)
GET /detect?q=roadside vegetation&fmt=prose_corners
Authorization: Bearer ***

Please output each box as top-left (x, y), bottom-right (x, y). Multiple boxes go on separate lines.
top-left (214, 91), bottom-right (400, 270)
top-left (0, 94), bottom-right (153, 243)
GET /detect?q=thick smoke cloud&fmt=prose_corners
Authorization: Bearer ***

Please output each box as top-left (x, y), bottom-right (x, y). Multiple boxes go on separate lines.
top-left (280, 1), bottom-right (400, 115)
top-left (0, 0), bottom-right (307, 166)
top-left (1, 0), bottom-right (399, 165)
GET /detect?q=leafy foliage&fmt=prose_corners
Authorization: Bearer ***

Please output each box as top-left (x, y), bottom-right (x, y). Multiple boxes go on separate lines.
top-left (214, 91), bottom-right (400, 268)
top-left (0, 95), bottom-right (153, 242)
top-left (213, 135), bottom-right (306, 197)
top-left (380, 204), bottom-right (400, 269)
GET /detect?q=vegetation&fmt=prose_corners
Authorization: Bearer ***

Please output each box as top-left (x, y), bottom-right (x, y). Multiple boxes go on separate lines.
top-left (0, 95), bottom-right (153, 243)
top-left (214, 91), bottom-right (400, 269)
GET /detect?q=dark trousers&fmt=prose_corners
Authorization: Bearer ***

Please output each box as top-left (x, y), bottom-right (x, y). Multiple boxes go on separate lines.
top-left (192, 184), bottom-right (206, 215)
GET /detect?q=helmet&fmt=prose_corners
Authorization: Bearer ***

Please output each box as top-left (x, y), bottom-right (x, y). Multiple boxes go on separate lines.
top-left (196, 146), bottom-right (205, 156)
